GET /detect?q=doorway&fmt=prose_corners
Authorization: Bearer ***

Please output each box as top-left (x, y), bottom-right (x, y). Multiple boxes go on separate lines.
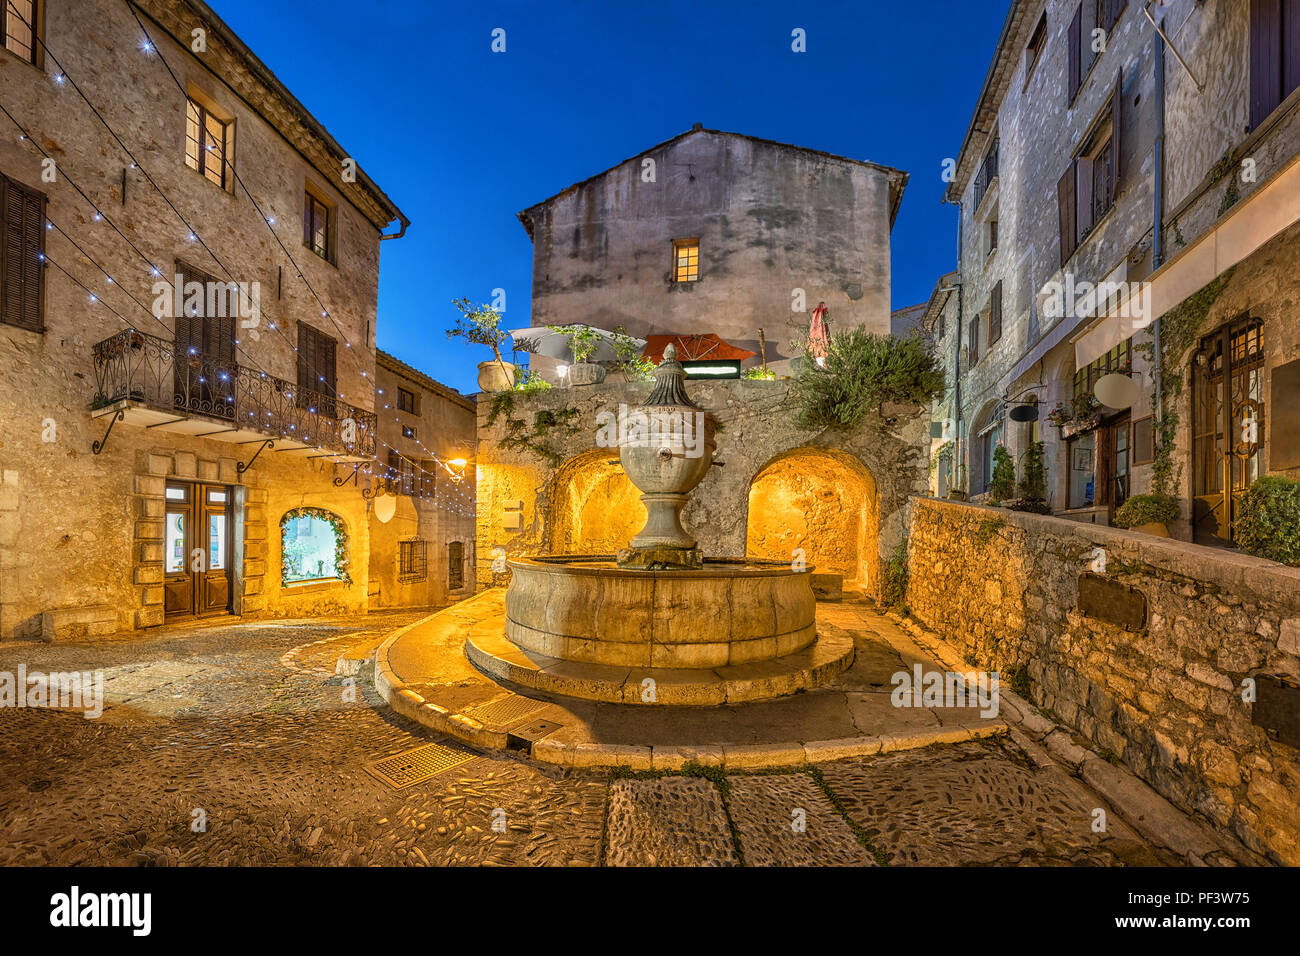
top-left (164, 481), bottom-right (235, 618)
top-left (1192, 318), bottom-right (1265, 546)
top-left (1097, 412), bottom-right (1131, 522)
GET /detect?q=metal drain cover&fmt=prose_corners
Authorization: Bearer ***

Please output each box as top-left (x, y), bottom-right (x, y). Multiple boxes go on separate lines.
top-left (365, 742), bottom-right (476, 789)
top-left (508, 719), bottom-right (563, 747)
top-left (464, 694), bottom-right (548, 728)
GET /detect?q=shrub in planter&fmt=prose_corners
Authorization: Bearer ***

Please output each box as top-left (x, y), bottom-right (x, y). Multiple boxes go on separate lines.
top-left (989, 446), bottom-right (1016, 505)
top-left (1113, 493), bottom-right (1180, 532)
top-left (1234, 475), bottom-right (1300, 566)
top-left (793, 329), bottom-right (943, 430)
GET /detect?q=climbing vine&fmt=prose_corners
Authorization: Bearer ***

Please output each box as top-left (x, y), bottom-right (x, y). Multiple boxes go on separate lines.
top-left (486, 390), bottom-right (581, 467)
top-left (1134, 267), bottom-right (1235, 496)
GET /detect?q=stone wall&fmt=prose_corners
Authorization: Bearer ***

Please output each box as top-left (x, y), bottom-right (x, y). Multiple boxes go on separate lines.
top-left (474, 378), bottom-right (928, 600)
top-left (906, 496), bottom-right (1300, 864)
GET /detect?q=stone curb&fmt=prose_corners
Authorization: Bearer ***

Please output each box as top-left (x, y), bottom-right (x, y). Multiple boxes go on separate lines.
top-left (372, 604), bottom-right (1007, 770)
top-left (886, 609), bottom-right (1266, 866)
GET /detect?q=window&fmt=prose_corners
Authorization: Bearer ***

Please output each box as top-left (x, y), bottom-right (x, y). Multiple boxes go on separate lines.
top-left (1074, 339), bottom-right (1131, 402)
top-left (973, 137), bottom-right (999, 209)
top-left (672, 238), bottom-right (699, 282)
top-left (281, 510), bottom-right (346, 584)
top-left (2, 0), bottom-right (38, 65)
top-left (0, 173), bottom-right (46, 332)
top-left (398, 538), bottom-right (427, 582)
top-left (968, 317), bottom-right (980, 366)
top-left (397, 386), bottom-right (417, 413)
top-left (981, 427), bottom-right (1003, 492)
top-left (304, 188), bottom-right (332, 261)
top-left (387, 451), bottom-right (416, 496)
top-left (1250, 0), bottom-right (1300, 128)
top-left (185, 97), bottom-right (232, 190)
top-left (988, 281), bottom-right (1003, 346)
top-left (988, 217), bottom-right (999, 256)
top-left (401, 424), bottom-right (415, 439)
top-left (1025, 12), bottom-right (1048, 81)
top-left (448, 541), bottom-right (464, 590)
top-left (1058, 76), bottom-right (1123, 265)
top-left (297, 323), bottom-right (337, 415)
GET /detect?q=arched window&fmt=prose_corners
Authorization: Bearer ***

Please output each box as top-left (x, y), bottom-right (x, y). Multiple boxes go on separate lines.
top-left (280, 508), bottom-right (350, 584)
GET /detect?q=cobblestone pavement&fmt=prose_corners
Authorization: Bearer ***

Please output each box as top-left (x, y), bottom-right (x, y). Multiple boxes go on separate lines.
top-left (0, 611), bottom-right (1182, 866)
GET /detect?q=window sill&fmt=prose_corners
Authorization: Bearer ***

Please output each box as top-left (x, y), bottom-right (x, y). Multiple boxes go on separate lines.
top-left (302, 241), bottom-right (338, 270)
top-left (184, 164), bottom-right (236, 197)
top-left (282, 578), bottom-right (347, 591)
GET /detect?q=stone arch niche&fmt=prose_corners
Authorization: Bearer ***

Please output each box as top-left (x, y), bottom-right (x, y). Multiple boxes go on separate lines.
top-left (548, 449), bottom-right (646, 554)
top-left (744, 447), bottom-right (878, 589)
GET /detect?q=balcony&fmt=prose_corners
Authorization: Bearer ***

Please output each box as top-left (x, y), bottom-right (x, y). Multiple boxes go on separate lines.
top-left (90, 328), bottom-right (375, 462)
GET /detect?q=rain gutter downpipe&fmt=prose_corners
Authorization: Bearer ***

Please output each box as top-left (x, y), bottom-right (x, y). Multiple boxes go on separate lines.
top-left (942, 194), bottom-right (965, 493)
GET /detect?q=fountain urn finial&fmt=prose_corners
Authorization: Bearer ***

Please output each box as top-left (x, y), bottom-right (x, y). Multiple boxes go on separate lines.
top-left (615, 342), bottom-right (716, 570)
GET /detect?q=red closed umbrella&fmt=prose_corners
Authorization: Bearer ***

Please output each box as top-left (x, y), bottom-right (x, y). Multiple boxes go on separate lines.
top-left (809, 302), bottom-right (830, 361)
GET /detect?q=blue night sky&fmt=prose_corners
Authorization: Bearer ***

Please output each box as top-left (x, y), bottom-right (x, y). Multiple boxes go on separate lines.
top-left (209, 0), bottom-right (1007, 395)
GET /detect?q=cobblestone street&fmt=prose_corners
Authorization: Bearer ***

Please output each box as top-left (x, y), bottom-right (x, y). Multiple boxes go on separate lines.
top-left (0, 611), bottom-right (1184, 866)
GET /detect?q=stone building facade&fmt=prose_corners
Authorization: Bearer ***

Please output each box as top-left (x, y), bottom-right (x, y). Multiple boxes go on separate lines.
top-left (0, 0), bottom-right (407, 638)
top-left (368, 350), bottom-right (477, 609)
top-left (518, 126), bottom-right (908, 375)
top-left (932, 0), bottom-right (1300, 545)
top-left (473, 378), bottom-right (928, 602)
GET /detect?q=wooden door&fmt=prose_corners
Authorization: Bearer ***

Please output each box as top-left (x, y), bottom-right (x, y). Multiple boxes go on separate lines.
top-left (163, 481), bottom-right (233, 618)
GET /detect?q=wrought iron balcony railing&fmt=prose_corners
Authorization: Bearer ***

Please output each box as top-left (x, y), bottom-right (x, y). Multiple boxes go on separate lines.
top-left (90, 328), bottom-right (376, 458)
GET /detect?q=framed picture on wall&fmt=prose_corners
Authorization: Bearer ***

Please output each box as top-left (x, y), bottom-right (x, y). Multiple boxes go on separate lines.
top-left (1072, 446), bottom-right (1093, 472)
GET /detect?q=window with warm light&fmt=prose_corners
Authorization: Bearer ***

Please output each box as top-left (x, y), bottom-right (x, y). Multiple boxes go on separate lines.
top-left (672, 239), bottom-right (699, 282)
top-left (304, 188), bottom-right (332, 261)
top-left (281, 512), bottom-right (345, 584)
top-left (185, 97), bottom-right (232, 190)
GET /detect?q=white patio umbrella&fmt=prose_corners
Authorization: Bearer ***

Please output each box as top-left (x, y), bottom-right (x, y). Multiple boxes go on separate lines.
top-left (506, 324), bottom-right (644, 364)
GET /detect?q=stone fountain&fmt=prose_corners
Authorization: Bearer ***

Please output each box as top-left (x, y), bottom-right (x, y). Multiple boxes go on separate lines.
top-left (465, 346), bottom-right (855, 704)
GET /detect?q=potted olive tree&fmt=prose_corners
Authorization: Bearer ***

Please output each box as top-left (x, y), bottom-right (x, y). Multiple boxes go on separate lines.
top-left (549, 324), bottom-right (606, 386)
top-left (448, 297), bottom-right (517, 392)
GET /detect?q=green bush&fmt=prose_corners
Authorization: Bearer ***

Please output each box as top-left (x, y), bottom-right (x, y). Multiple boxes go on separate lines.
top-left (1112, 493), bottom-right (1180, 529)
top-left (794, 329), bottom-right (944, 431)
top-left (1234, 476), bottom-right (1300, 566)
top-left (880, 538), bottom-right (909, 609)
top-left (1017, 441), bottom-right (1047, 503)
top-left (989, 446), bottom-right (1016, 505)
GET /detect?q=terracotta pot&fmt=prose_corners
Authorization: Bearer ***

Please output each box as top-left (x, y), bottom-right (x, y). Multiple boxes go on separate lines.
top-left (477, 360), bottom-right (517, 392)
top-left (1133, 521), bottom-right (1170, 538)
top-left (567, 362), bottom-right (606, 386)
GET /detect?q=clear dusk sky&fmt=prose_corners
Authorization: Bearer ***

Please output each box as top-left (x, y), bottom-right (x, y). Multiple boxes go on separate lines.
top-left (209, 0), bottom-right (1008, 394)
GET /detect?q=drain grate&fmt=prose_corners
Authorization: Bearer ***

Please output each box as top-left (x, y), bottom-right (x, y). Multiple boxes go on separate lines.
top-left (365, 742), bottom-right (476, 789)
top-left (464, 694), bottom-right (548, 728)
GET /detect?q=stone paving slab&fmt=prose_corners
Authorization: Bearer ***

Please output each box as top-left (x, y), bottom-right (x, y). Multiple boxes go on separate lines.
top-left (727, 773), bottom-right (875, 866)
top-left (604, 778), bottom-right (738, 867)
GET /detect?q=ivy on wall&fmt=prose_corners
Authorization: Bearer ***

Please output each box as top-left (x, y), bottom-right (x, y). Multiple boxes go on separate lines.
top-left (280, 507), bottom-right (351, 585)
top-left (486, 391), bottom-right (581, 467)
top-left (1134, 267), bottom-right (1236, 497)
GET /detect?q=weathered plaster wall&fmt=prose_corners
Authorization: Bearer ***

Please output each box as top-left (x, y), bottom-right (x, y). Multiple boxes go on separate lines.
top-left (474, 379), bottom-right (928, 600)
top-left (907, 497), bottom-right (1300, 865)
top-left (524, 129), bottom-right (901, 356)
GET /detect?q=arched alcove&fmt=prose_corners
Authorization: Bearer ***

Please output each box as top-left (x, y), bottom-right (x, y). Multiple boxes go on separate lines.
top-left (549, 449), bottom-right (645, 554)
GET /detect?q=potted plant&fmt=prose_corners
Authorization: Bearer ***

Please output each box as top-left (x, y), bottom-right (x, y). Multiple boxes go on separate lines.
top-left (448, 297), bottom-right (517, 391)
top-left (1112, 492), bottom-right (1180, 537)
top-left (988, 445), bottom-right (1016, 506)
top-left (549, 324), bottom-right (606, 386)
top-left (607, 325), bottom-right (654, 383)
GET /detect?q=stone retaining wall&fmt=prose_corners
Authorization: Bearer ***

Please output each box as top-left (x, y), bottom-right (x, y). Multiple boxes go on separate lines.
top-left (906, 497), bottom-right (1300, 864)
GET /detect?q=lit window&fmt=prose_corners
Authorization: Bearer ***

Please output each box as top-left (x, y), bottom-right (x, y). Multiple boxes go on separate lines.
top-left (3, 0), bottom-right (38, 65)
top-left (185, 97), bottom-right (232, 190)
top-left (304, 189), bottom-right (332, 261)
top-left (673, 239), bottom-right (699, 282)
top-left (281, 509), bottom-right (347, 584)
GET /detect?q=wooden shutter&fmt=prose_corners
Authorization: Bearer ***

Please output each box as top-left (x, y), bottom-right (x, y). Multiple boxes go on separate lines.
top-left (1058, 163), bottom-right (1078, 266)
top-left (1, 175), bottom-right (46, 332)
top-left (1252, 0), bottom-right (1283, 128)
top-left (1068, 4), bottom-right (1083, 104)
top-left (297, 323), bottom-right (336, 412)
top-left (420, 460), bottom-right (437, 499)
top-left (989, 282), bottom-right (1003, 345)
top-left (1111, 70), bottom-right (1124, 194)
top-left (968, 319), bottom-right (979, 365)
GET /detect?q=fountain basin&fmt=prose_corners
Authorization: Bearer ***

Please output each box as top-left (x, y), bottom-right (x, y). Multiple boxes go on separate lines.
top-left (503, 555), bottom-right (816, 669)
